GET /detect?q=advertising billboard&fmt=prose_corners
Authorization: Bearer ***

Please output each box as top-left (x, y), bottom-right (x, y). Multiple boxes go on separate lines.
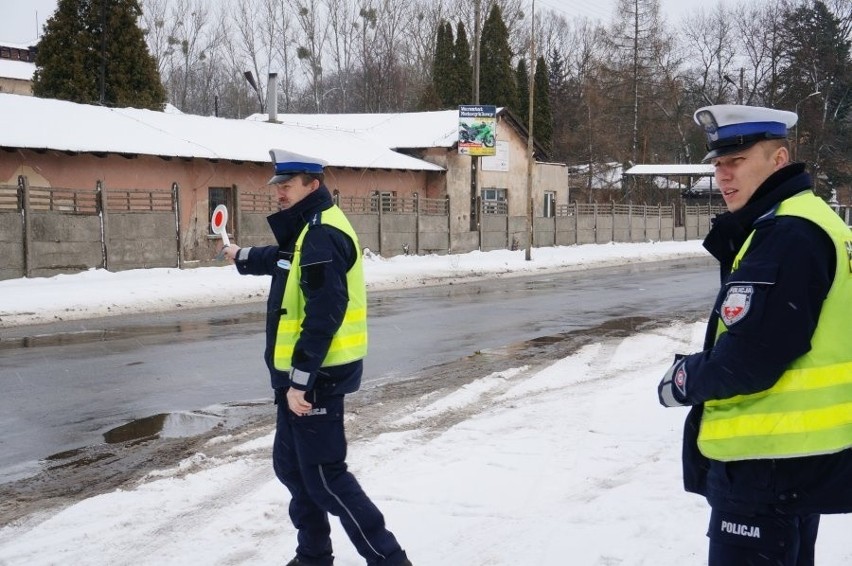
top-left (458, 105), bottom-right (497, 156)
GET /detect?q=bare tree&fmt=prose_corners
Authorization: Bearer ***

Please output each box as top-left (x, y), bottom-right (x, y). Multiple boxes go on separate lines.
top-left (287, 0), bottom-right (328, 112)
top-left (605, 0), bottom-right (666, 166)
top-left (224, 0), bottom-right (295, 116)
top-left (270, 0), bottom-right (298, 113)
top-left (323, 0), bottom-right (359, 111)
top-left (681, 4), bottom-right (737, 105)
top-left (140, 0), bottom-right (171, 79)
top-left (735, 0), bottom-right (787, 107)
top-left (140, 0), bottom-right (232, 115)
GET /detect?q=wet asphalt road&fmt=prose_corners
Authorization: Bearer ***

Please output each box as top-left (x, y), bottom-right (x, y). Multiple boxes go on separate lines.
top-left (0, 258), bottom-right (716, 483)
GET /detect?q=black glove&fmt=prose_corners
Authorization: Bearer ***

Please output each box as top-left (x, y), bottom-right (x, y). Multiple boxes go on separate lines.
top-left (658, 355), bottom-right (688, 407)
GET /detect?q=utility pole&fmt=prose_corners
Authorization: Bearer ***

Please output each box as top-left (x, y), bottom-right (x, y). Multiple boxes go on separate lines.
top-left (473, 0), bottom-right (480, 103)
top-left (470, 0), bottom-right (481, 233)
top-left (99, 0), bottom-right (107, 104)
top-left (525, 0), bottom-right (536, 261)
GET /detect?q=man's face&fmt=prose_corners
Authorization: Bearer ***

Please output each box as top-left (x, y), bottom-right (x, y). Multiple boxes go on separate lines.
top-left (711, 142), bottom-right (787, 212)
top-left (274, 176), bottom-right (318, 210)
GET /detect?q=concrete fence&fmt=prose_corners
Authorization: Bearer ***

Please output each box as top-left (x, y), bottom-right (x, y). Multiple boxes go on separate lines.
top-left (479, 202), bottom-right (725, 252)
top-left (12, 177), bottom-right (848, 281)
top-left (0, 177), bottom-right (180, 280)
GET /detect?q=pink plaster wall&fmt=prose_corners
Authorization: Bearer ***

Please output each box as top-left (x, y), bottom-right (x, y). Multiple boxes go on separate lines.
top-left (0, 149), bottom-right (441, 262)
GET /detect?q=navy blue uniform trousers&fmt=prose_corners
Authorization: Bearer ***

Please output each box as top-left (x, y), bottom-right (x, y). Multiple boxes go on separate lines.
top-left (708, 508), bottom-right (820, 566)
top-left (273, 389), bottom-right (404, 566)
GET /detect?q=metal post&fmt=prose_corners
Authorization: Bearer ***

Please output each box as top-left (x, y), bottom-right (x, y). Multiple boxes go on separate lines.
top-left (525, 0), bottom-right (536, 261)
top-left (19, 175), bottom-right (33, 278)
top-left (415, 193), bottom-right (421, 255)
top-left (97, 180), bottom-right (109, 270)
top-left (172, 182), bottom-right (182, 268)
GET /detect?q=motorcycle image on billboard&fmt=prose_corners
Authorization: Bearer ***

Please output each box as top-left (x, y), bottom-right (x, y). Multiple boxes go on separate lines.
top-left (458, 105), bottom-right (497, 156)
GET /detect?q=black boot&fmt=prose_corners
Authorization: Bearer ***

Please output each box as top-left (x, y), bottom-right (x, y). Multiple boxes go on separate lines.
top-left (285, 558), bottom-right (333, 566)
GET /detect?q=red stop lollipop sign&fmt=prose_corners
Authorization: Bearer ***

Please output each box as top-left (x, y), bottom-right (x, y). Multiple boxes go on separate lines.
top-left (211, 204), bottom-right (230, 247)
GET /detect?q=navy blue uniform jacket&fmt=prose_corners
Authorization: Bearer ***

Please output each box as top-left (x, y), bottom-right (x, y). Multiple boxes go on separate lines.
top-left (678, 163), bottom-right (852, 515)
top-left (235, 186), bottom-right (362, 395)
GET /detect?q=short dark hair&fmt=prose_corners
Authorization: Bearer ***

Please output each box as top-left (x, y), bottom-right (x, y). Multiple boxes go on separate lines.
top-left (295, 172), bottom-right (324, 185)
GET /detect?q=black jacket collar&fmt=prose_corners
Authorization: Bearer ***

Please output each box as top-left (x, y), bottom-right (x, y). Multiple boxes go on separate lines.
top-left (702, 163), bottom-right (811, 270)
top-left (266, 185), bottom-right (334, 248)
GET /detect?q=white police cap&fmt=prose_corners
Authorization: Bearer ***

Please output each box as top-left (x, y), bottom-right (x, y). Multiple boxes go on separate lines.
top-left (267, 148), bottom-right (328, 184)
top-left (693, 105), bottom-right (797, 162)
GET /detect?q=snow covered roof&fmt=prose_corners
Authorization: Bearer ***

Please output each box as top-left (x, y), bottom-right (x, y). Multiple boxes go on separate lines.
top-left (0, 59), bottom-right (35, 81)
top-left (0, 40), bottom-right (38, 49)
top-left (0, 93), bottom-right (444, 172)
top-left (688, 176), bottom-right (716, 192)
top-left (247, 110), bottom-right (461, 150)
top-left (651, 176), bottom-right (685, 190)
top-left (566, 162), bottom-right (623, 189)
top-left (624, 164), bottom-right (714, 176)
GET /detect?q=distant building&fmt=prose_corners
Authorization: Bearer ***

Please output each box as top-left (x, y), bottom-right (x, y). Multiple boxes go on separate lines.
top-left (250, 108), bottom-right (568, 235)
top-left (0, 94), bottom-right (568, 261)
top-left (0, 42), bottom-right (36, 96)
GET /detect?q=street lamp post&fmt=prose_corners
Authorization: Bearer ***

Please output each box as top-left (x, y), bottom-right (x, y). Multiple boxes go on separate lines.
top-left (723, 68), bottom-right (744, 104)
top-left (243, 71), bottom-right (264, 114)
top-left (794, 91), bottom-right (822, 160)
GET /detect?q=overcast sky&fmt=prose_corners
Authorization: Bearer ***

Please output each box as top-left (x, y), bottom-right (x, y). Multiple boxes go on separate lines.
top-left (0, 0), bottom-right (707, 46)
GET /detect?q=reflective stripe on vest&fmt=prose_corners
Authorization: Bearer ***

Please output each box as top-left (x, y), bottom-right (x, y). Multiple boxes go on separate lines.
top-left (698, 191), bottom-right (852, 461)
top-left (273, 206), bottom-right (368, 370)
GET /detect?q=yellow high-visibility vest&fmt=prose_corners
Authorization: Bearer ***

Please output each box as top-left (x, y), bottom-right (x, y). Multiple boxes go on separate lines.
top-left (273, 205), bottom-right (368, 370)
top-left (699, 192), bottom-right (852, 461)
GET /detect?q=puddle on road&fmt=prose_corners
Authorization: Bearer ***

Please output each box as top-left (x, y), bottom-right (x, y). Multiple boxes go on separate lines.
top-left (103, 411), bottom-right (224, 444)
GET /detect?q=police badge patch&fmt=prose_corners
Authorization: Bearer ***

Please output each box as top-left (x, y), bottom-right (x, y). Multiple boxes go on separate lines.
top-left (674, 363), bottom-right (687, 397)
top-left (721, 285), bottom-right (753, 326)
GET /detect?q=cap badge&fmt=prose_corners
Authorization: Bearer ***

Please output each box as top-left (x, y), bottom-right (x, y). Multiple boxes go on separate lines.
top-left (695, 110), bottom-right (719, 141)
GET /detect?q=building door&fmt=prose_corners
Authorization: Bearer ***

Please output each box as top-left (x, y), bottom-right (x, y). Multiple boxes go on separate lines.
top-left (208, 186), bottom-right (235, 238)
top-left (543, 191), bottom-right (556, 218)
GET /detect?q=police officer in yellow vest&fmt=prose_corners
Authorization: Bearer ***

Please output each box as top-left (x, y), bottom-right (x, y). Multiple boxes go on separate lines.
top-left (657, 105), bottom-right (852, 565)
top-left (223, 149), bottom-right (411, 566)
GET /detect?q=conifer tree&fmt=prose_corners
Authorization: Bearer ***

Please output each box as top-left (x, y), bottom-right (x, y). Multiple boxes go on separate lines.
top-left (479, 4), bottom-right (517, 110)
top-left (431, 20), bottom-right (455, 108)
top-left (33, 0), bottom-right (165, 109)
top-left (533, 55), bottom-right (553, 151)
top-left (515, 58), bottom-right (529, 125)
top-left (452, 21), bottom-right (473, 105)
top-left (779, 0), bottom-right (851, 196)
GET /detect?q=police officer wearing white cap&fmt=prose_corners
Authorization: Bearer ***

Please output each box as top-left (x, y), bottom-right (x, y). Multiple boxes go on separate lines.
top-left (223, 149), bottom-right (412, 566)
top-left (658, 105), bottom-right (852, 565)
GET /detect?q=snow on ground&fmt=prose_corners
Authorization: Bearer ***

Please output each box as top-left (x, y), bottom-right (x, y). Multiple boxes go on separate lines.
top-left (0, 241), bottom-right (849, 565)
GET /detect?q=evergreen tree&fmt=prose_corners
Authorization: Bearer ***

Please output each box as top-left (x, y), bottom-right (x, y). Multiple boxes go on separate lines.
top-left (32, 0), bottom-right (91, 103)
top-left (452, 21), bottom-right (473, 105)
top-left (479, 4), bottom-right (517, 110)
top-left (33, 0), bottom-right (165, 109)
top-left (431, 20), bottom-right (455, 108)
top-left (779, 0), bottom-right (851, 196)
top-left (546, 47), bottom-right (573, 162)
top-left (515, 58), bottom-right (529, 124)
top-left (533, 55), bottom-right (553, 151)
